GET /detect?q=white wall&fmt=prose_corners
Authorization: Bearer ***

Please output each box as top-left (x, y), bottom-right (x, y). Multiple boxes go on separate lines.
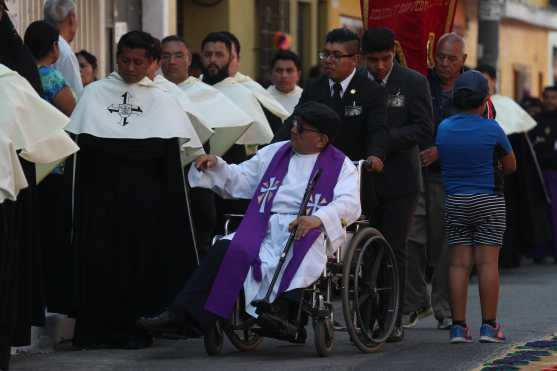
top-left (142, 0), bottom-right (177, 40)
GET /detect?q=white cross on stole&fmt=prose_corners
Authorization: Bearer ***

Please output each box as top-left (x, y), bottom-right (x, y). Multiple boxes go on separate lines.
top-left (257, 177), bottom-right (279, 214)
top-left (306, 193), bottom-right (326, 215)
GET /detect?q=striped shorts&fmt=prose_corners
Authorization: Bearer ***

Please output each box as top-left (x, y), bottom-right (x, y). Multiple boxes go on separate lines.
top-left (444, 194), bottom-right (506, 247)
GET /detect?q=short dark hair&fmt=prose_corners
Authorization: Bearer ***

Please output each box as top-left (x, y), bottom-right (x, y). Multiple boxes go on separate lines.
top-left (543, 86), bottom-right (557, 95)
top-left (476, 64), bottom-right (496, 80)
top-left (116, 30), bottom-right (156, 59)
top-left (271, 50), bottom-right (301, 70)
top-left (453, 89), bottom-right (486, 111)
top-left (161, 35), bottom-right (188, 49)
top-left (24, 20), bottom-right (59, 60)
top-left (325, 28), bottom-right (360, 53)
top-left (76, 49), bottom-right (97, 71)
top-left (201, 32), bottom-right (232, 54)
top-left (361, 27), bottom-right (395, 53)
top-left (219, 31), bottom-right (240, 56)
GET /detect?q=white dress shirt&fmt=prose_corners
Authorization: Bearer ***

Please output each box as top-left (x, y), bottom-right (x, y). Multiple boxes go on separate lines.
top-left (53, 36), bottom-right (83, 96)
top-left (328, 68), bottom-right (357, 98)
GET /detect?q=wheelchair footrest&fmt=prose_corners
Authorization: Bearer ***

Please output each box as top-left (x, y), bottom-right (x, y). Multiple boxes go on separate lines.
top-left (253, 313), bottom-right (305, 343)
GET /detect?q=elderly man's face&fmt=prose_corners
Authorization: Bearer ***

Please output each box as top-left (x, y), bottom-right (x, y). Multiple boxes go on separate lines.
top-left (434, 41), bottom-right (466, 83)
top-left (66, 11), bottom-right (78, 43)
top-left (289, 118), bottom-right (328, 154)
top-left (117, 47), bottom-right (153, 84)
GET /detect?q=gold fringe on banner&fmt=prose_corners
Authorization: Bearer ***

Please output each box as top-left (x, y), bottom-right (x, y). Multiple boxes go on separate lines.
top-left (395, 40), bottom-right (407, 67)
top-left (427, 32), bottom-right (436, 68)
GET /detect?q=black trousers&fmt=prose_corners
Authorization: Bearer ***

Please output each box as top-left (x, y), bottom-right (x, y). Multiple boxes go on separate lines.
top-left (170, 239), bottom-right (304, 333)
top-left (171, 239), bottom-right (230, 331)
top-left (365, 191), bottom-right (418, 327)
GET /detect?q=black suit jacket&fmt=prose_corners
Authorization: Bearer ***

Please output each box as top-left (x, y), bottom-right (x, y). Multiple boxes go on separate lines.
top-left (274, 68), bottom-right (388, 161)
top-left (373, 63), bottom-right (433, 197)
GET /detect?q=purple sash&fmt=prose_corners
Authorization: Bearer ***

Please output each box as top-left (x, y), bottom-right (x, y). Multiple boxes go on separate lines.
top-left (204, 142), bottom-right (346, 318)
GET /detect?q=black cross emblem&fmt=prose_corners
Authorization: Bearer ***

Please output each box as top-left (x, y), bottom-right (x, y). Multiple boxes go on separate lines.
top-left (107, 92), bottom-right (143, 126)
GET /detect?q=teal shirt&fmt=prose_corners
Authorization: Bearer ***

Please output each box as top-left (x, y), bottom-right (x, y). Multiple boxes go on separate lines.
top-left (38, 66), bottom-right (67, 104)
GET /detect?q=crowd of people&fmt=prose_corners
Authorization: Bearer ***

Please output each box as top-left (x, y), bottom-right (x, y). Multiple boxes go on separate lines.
top-left (1, 0), bottom-right (557, 370)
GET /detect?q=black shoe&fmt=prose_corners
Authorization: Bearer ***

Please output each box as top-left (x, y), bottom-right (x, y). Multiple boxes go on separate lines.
top-left (386, 326), bottom-right (404, 343)
top-left (138, 311), bottom-right (187, 338)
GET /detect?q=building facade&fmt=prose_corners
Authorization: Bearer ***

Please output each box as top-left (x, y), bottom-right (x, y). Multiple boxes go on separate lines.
top-left (454, 0), bottom-right (557, 99)
top-left (7, 0), bottom-right (176, 79)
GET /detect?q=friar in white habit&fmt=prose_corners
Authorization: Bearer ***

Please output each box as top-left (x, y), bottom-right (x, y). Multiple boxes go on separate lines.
top-left (66, 31), bottom-right (204, 350)
top-left (220, 30), bottom-right (290, 133)
top-left (0, 62), bottom-right (78, 369)
top-left (154, 34), bottom-right (255, 253)
top-left (140, 101), bottom-right (361, 343)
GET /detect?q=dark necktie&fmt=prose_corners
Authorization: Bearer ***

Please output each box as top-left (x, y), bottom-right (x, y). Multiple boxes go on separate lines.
top-left (332, 82), bottom-right (342, 101)
top-left (375, 77), bottom-right (384, 87)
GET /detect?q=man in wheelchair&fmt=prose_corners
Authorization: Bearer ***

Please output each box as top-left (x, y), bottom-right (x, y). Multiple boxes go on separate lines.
top-left (141, 102), bottom-right (361, 344)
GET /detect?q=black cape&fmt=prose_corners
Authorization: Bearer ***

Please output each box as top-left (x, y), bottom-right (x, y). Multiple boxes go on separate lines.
top-left (72, 134), bottom-right (199, 344)
top-left (0, 198), bottom-right (17, 370)
top-left (38, 167), bottom-right (74, 314)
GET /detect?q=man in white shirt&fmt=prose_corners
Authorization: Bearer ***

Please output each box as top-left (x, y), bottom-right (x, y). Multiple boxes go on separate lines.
top-left (43, 0), bottom-right (83, 96)
top-left (267, 50), bottom-right (303, 115)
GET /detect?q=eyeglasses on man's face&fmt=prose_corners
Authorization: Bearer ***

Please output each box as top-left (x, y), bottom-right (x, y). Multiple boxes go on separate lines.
top-left (292, 119), bottom-right (321, 135)
top-left (319, 51), bottom-right (355, 62)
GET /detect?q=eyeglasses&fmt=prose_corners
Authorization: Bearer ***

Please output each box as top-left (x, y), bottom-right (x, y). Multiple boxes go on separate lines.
top-left (319, 51), bottom-right (355, 62)
top-left (161, 52), bottom-right (187, 61)
top-left (293, 119), bottom-right (321, 135)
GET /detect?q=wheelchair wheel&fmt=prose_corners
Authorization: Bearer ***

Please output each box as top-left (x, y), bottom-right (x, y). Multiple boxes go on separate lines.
top-left (203, 321), bottom-right (224, 356)
top-left (342, 226), bottom-right (399, 353)
top-left (313, 318), bottom-right (334, 357)
top-left (224, 318), bottom-right (262, 352)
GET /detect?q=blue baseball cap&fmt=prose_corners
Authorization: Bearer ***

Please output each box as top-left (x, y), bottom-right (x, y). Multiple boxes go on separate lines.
top-left (454, 70), bottom-right (489, 98)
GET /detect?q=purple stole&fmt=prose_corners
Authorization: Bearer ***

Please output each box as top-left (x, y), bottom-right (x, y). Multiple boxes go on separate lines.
top-left (204, 142), bottom-right (346, 318)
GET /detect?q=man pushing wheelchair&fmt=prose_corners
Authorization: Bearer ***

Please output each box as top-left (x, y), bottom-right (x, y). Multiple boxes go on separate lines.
top-left (140, 102), bottom-right (361, 352)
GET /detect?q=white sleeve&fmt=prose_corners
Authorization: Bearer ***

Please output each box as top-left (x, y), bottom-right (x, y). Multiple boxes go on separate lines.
top-left (313, 158), bottom-right (361, 252)
top-left (55, 53), bottom-right (83, 96)
top-left (187, 142), bottom-right (283, 199)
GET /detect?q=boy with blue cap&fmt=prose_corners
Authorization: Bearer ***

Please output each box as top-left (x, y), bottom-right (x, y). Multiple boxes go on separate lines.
top-left (434, 70), bottom-right (517, 344)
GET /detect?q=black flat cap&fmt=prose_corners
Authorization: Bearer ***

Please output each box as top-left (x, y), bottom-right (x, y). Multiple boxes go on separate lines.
top-left (293, 101), bottom-right (341, 140)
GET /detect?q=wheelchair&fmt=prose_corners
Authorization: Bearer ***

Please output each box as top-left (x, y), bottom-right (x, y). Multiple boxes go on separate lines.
top-left (204, 161), bottom-right (400, 357)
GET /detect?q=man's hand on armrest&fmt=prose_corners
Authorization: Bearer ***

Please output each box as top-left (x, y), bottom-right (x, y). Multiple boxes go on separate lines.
top-left (366, 155), bottom-right (384, 173)
top-left (194, 154), bottom-right (218, 171)
top-left (289, 216), bottom-right (322, 240)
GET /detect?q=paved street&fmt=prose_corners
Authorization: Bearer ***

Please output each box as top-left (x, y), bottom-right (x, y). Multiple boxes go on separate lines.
top-left (11, 262), bottom-right (557, 371)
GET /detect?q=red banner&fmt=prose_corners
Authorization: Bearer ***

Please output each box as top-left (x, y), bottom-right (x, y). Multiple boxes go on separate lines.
top-left (361, 0), bottom-right (458, 75)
